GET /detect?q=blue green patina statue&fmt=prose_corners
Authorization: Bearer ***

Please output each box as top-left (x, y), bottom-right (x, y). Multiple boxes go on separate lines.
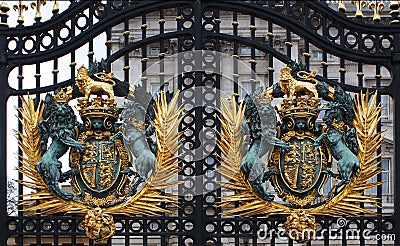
top-left (111, 85), bottom-right (173, 195)
top-left (313, 102), bottom-right (360, 191)
top-left (240, 87), bottom-right (291, 201)
top-left (36, 89), bottom-right (86, 200)
top-left (239, 61), bottom-right (361, 203)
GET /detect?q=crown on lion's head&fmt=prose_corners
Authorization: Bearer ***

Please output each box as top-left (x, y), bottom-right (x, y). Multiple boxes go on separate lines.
top-left (280, 66), bottom-right (293, 85)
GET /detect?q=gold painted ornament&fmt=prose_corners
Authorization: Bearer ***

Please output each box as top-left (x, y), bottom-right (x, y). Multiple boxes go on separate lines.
top-left (16, 65), bottom-right (183, 242)
top-left (218, 63), bottom-right (384, 242)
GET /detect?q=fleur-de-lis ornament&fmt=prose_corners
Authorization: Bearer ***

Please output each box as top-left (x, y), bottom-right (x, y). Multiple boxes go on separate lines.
top-left (13, 0), bottom-right (28, 25)
top-left (351, 0), bottom-right (367, 19)
top-left (369, 0), bottom-right (385, 22)
top-left (31, 0), bottom-right (46, 22)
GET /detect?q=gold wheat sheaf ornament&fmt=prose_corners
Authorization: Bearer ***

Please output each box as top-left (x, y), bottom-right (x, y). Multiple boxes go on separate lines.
top-left (17, 90), bottom-right (183, 242)
top-left (218, 91), bottom-right (383, 242)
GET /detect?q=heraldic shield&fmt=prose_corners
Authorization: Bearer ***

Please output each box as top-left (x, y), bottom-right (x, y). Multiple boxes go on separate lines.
top-left (269, 96), bottom-right (332, 202)
top-left (16, 61), bottom-right (183, 242)
top-left (219, 61), bottom-right (384, 243)
top-left (69, 96), bottom-right (131, 203)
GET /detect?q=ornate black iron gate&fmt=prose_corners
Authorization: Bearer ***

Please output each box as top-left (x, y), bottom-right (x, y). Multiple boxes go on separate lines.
top-left (1, 1), bottom-right (399, 245)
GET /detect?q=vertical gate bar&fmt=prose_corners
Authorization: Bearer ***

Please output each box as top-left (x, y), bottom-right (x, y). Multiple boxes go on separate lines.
top-left (158, 6), bottom-right (166, 241)
top-left (141, 13), bottom-right (147, 91)
top-left (390, 49), bottom-right (400, 246)
top-left (176, 3), bottom-right (184, 245)
top-left (71, 217), bottom-right (76, 246)
top-left (214, 8), bottom-right (222, 246)
top-left (71, 11), bottom-right (76, 81)
top-left (340, 58), bottom-right (345, 83)
top-left (106, 27), bottom-right (112, 71)
top-left (53, 59), bottom-right (58, 85)
top-left (268, 20), bottom-right (274, 87)
top-left (286, 29), bottom-right (291, 59)
top-left (193, 1), bottom-right (204, 245)
top-left (357, 62), bottom-right (363, 87)
top-left (88, 3), bottom-right (94, 67)
top-left (233, 11), bottom-right (239, 95)
top-left (17, 65), bottom-right (24, 246)
top-left (232, 10), bottom-right (240, 246)
top-left (323, 219), bottom-right (329, 246)
top-left (375, 64), bottom-right (383, 246)
top-left (71, 51), bottom-right (76, 83)
top-left (358, 61), bottom-right (365, 246)
top-left (143, 218), bottom-right (148, 246)
top-left (322, 50), bottom-right (327, 78)
top-left (271, 220), bottom-right (276, 245)
top-left (250, 14), bottom-right (256, 94)
top-left (54, 219), bottom-right (58, 246)
top-left (141, 9), bottom-right (148, 246)
top-left (88, 38), bottom-right (93, 67)
top-left (124, 19), bottom-right (130, 83)
top-left (53, 18), bottom-right (59, 86)
top-left (251, 218), bottom-right (256, 246)
top-left (35, 62), bottom-right (40, 103)
top-left (0, 61), bottom-right (9, 242)
top-left (159, 8), bottom-right (165, 90)
top-left (124, 218), bottom-right (130, 245)
top-left (250, 14), bottom-right (257, 246)
top-left (34, 61), bottom-right (41, 246)
top-left (304, 39), bottom-right (310, 69)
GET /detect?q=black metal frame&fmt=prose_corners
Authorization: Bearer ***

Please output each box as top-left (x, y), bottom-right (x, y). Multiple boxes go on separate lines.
top-left (1, 1), bottom-right (399, 245)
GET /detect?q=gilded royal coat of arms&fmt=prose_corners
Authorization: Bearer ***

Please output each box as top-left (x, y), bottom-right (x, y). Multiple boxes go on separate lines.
top-left (219, 62), bottom-right (384, 242)
top-left (17, 61), bottom-right (182, 242)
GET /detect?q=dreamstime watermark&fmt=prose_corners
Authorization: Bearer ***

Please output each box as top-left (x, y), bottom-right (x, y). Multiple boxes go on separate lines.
top-left (257, 217), bottom-right (396, 242)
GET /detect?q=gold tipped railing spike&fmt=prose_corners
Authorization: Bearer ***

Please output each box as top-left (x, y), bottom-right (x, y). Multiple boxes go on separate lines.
top-left (351, 0), bottom-right (367, 19)
top-left (369, 0), bottom-right (385, 22)
top-left (0, 1), bottom-right (10, 26)
top-left (13, 0), bottom-right (28, 25)
top-left (51, 0), bottom-right (59, 14)
top-left (31, 0), bottom-right (46, 22)
top-left (338, 0), bottom-right (346, 12)
top-left (0, 1), bottom-right (9, 11)
top-left (390, 0), bottom-right (399, 9)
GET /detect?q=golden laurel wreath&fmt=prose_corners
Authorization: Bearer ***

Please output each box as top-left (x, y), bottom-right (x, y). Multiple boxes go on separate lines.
top-left (17, 90), bottom-right (182, 242)
top-left (218, 91), bottom-right (383, 227)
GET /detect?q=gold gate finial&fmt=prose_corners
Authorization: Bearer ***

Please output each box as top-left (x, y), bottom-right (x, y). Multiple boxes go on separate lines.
top-left (390, 0), bottom-right (399, 8)
top-left (13, 0), bottom-right (28, 25)
top-left (51, 0), bottom-right (59, 14)
top-left (351, 0), bottom-right (367, 19)
top-left (338, 0), bottom-right (346, 12)
top-left (31, 0), bottom-right (46, 22)
top-left (369, 0), bottom-right (385, 22)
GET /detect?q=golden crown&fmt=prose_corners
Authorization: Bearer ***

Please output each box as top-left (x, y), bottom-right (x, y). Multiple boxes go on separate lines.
top-left (330, 118), bottom-right (346, 133)
top-left (77, 97), bottom-right (121, 120)
top-left (276, 97), bottom-right (321, 119)
top-left (53, 87), bottom-right (73, 103)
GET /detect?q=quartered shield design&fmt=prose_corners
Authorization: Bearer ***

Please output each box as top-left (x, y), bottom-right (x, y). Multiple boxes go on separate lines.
top-left (280, 136), bottom-right (322, 194)
top-left (80, 137), bottom-right (119, 192)
top-left (70, 131), bottom-right (130, 199)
